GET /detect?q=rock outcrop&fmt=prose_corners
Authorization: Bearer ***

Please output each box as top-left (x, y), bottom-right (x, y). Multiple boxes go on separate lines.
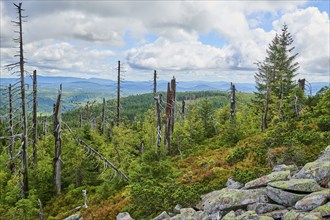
top-left (117, 145), bottom-right (330, 220)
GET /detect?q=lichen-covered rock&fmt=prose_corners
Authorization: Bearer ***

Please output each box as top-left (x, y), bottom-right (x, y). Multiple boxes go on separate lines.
top-left (295, 189), bottom-right (330, 211)
top-left (226, 178), bottom-right (244, 189)
top-left (64, 214), bottom-right (82, 220)
top-left (222, 211), bottom-right (235, 220)
top-left (247, 203), bottom-right (286, 214)
top-left (153, 211), bottom-right (170, 220)
top-left (292, 156), bottom-right (330, 187)
top-left (266, 186), bottom-right (306, 206)
top-left (116, 212), bottom-right (134, 220)
top-left (268, 179), bottom-right (323, 193)
top-left (272, 164), bottom-right (298, 172)
top-left (311, 202), bottom-right (330, 217)
top-left (244, 171), bottom-right (290, 189)
top-left (173, 204), bottom-right (182, 214)
top-left (235, 211), bottom-right (274, 220)
top-left (263, 209), bottom-right (288, 219)
top-left (283, 210), bottom-right (323, 220)
top-left (317, 145), bottom-right (330, 161)
top-left (192, 211), bottom-right (209, 220)
top-left (201, 188), bottom-right (268, 214)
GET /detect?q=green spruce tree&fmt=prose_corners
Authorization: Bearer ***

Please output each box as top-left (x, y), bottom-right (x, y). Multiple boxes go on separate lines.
top-left (254, 24), bottom-right (300, 130)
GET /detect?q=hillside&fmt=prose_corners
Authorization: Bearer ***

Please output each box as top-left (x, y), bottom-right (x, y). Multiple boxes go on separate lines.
top-left (0, 84), bottom-right (329, 219)
top-left (1, 76), bottom-right (327, 114)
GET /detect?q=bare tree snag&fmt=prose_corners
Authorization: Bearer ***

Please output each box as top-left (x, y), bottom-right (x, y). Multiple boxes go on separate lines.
top-left (32, 70), bottom-right (38, 165)
top-left (170, 77), bottom-right (176, 133)
top-left (42, 118), bottom-right (47, 137)
top-left (153, 70), bottom-right (157, 98)
top-left (155, 94), bottom-right (162, 148)
top-left (8, 84), bottom-right (15, 173)
top-left (165, 82), bottom-right (172, 154)
top-left (53, 84), bottom-right (62, 195)
top-left (38, 199), bottom-right (44, 220)
top-left (15, 2), bottom-right (29, 198)
top-left (182, 100), bottom-right (185, 120)
top-left (230, 82), bottom-right (236, 120)
top-left (64, 124), bottom-right (129, 181)
top-left (101, 97), bottom-right (106, 134)
top-left (117, 60), bottom-right (120, 126)
top-left (79, 113), bottom-right (82, 128)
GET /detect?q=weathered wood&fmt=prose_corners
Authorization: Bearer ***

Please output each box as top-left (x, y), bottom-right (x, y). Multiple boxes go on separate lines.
top-left (16, 2), bottom-right (29, 198)
top-left (165, 82), bottom-right (172, 153)
top-left (170, 77), bottom-right (176, 134)
top-left (8, 84), bottom-right (15, 173)
top-left (32, 70), bottom-right (38, 165)
top-left (117, 60), bottom-right (120, 126)
top-left (230, 82), bottom-right (236, 119)
top-left (155, 94), bottom-right (162, 148)
top-left (153, 70), bottom-right (157, 98)
top-left (101, 98), bottom-right (105, 134)
top-left (65, 124), bottom-right (129, 181)
top-left (53, 84), bottom-right (62, 195)
top-left (38, 199), bottom-right (44, 220)
top-left (182, 100), bottom-right (185, 119)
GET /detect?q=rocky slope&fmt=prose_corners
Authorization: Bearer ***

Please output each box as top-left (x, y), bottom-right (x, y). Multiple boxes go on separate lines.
top-left (117, 145), bottom-right (330, 220)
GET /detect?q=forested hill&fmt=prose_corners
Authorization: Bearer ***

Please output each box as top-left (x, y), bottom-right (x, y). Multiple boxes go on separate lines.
top-left (0, 76), bottom-right (327, 114)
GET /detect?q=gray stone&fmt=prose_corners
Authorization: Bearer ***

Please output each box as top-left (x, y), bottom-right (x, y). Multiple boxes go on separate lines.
top-left (201, 188), bottom-right (268, 214)
top-left (295, 189), bottom-right (330, 211)
top-left (268, 179), bottom-right (323, 193)
top-left (235, 211), bottom-right (274, 220)
top-left (244, 171), bottom-right (290, 189)
top-left (221, 211), bottom-right (235, 220)
top-left (116, 212), bottom-right (134, 220)
top-left (64, 214), bottom-right (82, 220)
top-left (263, 209), bottom-right (288, 219)
top-left (292, 154), bottom-right (330, 187)
top-left (247, 203), bottom-right (286, 214)
top-left (317, 145), bottom-right (330, 161)
top-left (311, 202), bottom-right (330, 217)
top-left (283, 210), bottom-right (323, 220)
top-left (226, 178), bottom-right (244, 189)
top-left (173, 204), bottom-right (182, 214)
top-left (153, 211), bottom-right (170, 220)
top-left (266, 186), bottom-right (306, 206)
top-left (272, 164), bottom-right (298, 172)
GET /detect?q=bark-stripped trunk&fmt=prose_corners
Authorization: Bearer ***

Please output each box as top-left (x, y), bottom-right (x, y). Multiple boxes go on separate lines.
top-left (230, 82), bottom-right (236, 120)
top-left (116, 60), bottom-right (120, 126)
top-left (101, 98), bottom-right (106, 134)
top-left (155, 94), bottom-right (162, 148)
top-left (32, 70), bottom-right (38, 165)
top-left (182, 100), bottom-right (185, 120)
top-left (165, 83), bottom-right (172, 154)
top-left (262, 84), bottom-right (270, 131)
top-left (53, 84), bottom-right (62, 195)
top-left (16, 3), bottom-right (29, 198)
top-left (8, 84), bottom-right (15, 173)
top-left (170, 77), bottom-right (176, 133)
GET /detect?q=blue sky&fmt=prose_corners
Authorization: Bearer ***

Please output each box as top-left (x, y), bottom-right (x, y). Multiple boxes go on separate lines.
top-left (1, 1), bottom-right (329, 83)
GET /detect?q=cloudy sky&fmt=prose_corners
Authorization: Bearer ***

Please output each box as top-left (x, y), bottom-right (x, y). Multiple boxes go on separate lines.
top-left (0, 0), bottom-right (329, 83)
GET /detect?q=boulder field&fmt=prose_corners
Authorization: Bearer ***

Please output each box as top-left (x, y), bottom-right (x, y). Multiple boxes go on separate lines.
top-left (117, 146), bottom-right (330, 220)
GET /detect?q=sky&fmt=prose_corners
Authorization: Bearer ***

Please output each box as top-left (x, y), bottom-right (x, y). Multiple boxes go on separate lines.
top-left (0, 0), bottom-right (329, 83)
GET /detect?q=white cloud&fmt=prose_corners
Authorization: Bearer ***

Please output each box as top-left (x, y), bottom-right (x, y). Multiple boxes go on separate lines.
top-left (1, 1), bottom-right (328, 83)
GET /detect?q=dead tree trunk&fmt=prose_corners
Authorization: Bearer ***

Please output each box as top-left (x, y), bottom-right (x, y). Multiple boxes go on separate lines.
top-left (153, 70), bottom-right (157, 98)
top-left (165, 82), bottom-right (173, 154)
top-left (38, 199), bottom-right (44, 220)
top-left (261, 84), bottom-right (270, 131)
top-left (155, 94), bottom-right (162, 148)
top-left (116, 60), bottom-right (120, 126)
top-left (42, 118), bottom-right (47, 137)
top-left (15, 3), bottom-right (29, 198)
top-left (170, 77), bottom-right (176, 133)
top-left (101, 98), bottom-right (106, 134)
top-left (53, 84), bottom-right (62, 195)
top-left (8, 84), bottom-right (15, 173)
top-left (32, 70), bottom-right (38, 165)
top-left (182, 100), bottom-right (185, 120)
top-left (230, 82), bottom-right (236, 120)
top-left (79, 113), bottom-right (82, 128)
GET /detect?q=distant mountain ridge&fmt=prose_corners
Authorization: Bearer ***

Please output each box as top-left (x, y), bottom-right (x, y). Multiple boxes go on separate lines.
top-left (0, 76), bottom-right (327, 114)
top-left (0, 75), bottom-right (327, 94)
